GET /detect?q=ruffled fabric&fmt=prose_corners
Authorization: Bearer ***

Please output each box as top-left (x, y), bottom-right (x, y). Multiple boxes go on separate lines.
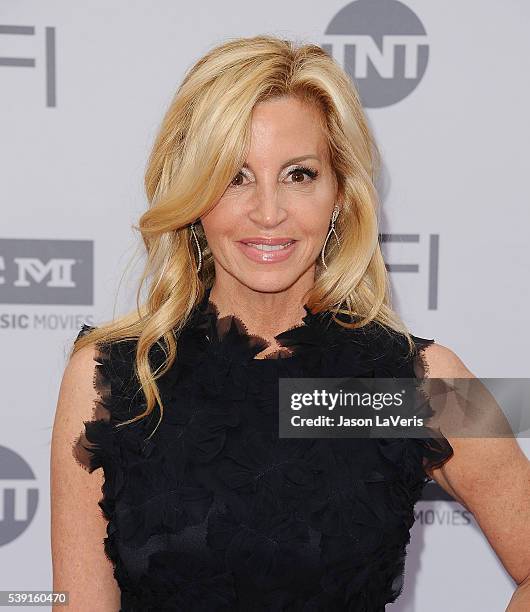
top-left (72, 289), bottom-right (453, 611)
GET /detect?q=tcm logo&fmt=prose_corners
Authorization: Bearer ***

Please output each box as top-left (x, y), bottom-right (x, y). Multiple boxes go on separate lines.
top-left (0, 24), bottom-right (57, 107)
top-left (0, 446), bottom-right (38, 546)
top-left (322, 0), bottom-right (429, 107)
top-left (0, 239), bottom-right (93, 305)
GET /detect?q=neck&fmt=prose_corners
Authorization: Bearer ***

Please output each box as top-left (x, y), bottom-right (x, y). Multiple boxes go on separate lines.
top-left (207, 274), bottom-right (314, 342)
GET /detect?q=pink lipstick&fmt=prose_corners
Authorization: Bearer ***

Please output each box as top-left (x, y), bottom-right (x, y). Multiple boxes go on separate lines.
top-left (237, 237), bottom-right (297, 263)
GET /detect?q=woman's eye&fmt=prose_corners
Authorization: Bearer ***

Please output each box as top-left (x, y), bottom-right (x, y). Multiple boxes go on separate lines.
top-left (230, 172), bottom-right (246, 187)
top-left (229, 166), bottom-right (319, 188)
top-left (287, 166), bottom-right (319, 183)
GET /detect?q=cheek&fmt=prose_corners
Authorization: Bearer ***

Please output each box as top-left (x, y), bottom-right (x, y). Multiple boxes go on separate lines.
top-left (292, 206), bottom-right (332, 240)
top-left (201, 206), bottom-right (238, 242)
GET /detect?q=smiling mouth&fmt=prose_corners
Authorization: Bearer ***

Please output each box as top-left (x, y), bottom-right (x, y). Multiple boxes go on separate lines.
top-left (243, 241), bottom-right (295, 251)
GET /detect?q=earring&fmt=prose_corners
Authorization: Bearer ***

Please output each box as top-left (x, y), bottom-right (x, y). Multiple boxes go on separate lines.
top-left (320, 205), bottom-right (341, 270)
top-left (190, 222), bottom-right (202, 272)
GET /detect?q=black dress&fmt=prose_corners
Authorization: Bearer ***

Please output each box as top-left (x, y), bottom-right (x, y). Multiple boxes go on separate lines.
top-left (73, 287), bottom-right (453, 611)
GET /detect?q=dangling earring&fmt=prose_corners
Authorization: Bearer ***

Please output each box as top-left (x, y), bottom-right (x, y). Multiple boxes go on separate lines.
top-left (190, 221), bottom-right (202, 272)
top-left (321, 205), bottom-right (341, 270)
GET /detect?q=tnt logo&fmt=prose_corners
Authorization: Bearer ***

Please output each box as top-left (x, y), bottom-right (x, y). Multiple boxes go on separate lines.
top-left (0, 446), bottom-right (38, 546)
top-left (0, 239), bottom-right (93, 305)
top-left (322, 0), bottom-right (429, 107)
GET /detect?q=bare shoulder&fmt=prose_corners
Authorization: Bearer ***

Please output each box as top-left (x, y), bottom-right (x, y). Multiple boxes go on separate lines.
top-left (64, 342), bottom-right (99, 405)
top-left (417, 341), bottom-right (474, 502)
top-left (420, 341), bottom-right (475, 378)
top-left (53, 342), bottom-right (100, 454)
top-left (51, 339), bottom-right (120, 610)
top-left (420, 342), bottom-right (530, 586)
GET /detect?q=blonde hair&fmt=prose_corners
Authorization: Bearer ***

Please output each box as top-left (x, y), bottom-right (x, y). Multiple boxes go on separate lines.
top-left (72, 34), bottom-right (416, 436)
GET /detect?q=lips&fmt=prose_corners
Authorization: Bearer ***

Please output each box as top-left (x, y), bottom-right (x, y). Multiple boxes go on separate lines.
top-left (237, 237), bottom-right (297, 263)
top-left (243, 241), bottom-right (295, 252)
top-left (239, 237), bottom-right (296, 246)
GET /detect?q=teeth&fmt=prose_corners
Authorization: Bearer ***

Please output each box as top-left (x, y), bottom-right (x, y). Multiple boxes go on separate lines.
top-left (246, 241), bottom-right (293, 251)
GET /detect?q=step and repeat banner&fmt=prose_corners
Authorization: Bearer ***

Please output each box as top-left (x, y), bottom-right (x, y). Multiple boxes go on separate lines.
top-left (1, 1), bottom-right (528, 610)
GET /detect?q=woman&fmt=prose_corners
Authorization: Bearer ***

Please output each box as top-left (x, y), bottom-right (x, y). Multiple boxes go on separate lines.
top-left (51, 35), bottom-right (530, 610)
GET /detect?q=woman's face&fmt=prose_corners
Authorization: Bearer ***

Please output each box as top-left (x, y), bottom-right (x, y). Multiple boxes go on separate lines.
top-left (201, 95), bottom-right (339, 294)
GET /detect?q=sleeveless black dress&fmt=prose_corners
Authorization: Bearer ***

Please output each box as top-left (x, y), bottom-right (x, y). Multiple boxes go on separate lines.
top-left (73, 288), bottom-right (453, 611)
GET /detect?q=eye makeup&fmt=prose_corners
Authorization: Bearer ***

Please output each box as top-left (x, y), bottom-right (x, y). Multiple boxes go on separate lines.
top-left (230, 164), bottom-right (319, 187)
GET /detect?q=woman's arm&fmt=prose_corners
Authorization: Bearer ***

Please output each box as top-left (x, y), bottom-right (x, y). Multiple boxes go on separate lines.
top-left (50, 343), bottom-right (121, 611)
top-left (422, 343), bottom-right (530, 611)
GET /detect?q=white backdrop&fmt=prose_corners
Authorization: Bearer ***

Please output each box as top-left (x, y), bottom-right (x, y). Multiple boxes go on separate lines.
top-left (1, 1), bottom-right (528, 610)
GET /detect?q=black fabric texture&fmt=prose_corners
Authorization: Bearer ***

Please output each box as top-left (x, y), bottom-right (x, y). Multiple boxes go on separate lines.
top-left (72, 287), bottom-right (453, 611)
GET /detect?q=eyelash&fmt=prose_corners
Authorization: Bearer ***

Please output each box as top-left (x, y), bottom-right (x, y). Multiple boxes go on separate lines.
top-left (230, 165), bottom-right (319, 186)
top-left (289, 165), bottom-right (319, 181)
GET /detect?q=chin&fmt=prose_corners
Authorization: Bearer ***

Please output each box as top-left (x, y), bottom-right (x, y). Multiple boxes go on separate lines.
top-left (230, 272), bottom-right (302, 295)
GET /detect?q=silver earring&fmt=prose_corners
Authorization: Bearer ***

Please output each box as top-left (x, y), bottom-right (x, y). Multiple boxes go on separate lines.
top-left (321, 205), bottom-right (341, 270)
top-left (190, 222), bottom-right (202, 272)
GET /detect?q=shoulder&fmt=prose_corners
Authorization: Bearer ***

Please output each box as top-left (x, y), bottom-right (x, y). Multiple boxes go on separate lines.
top-left (420, 344), bottom-right (530, 563)
top-left (51, 337), bottom-right (119, 607)
top-left (67, 324), bottom-right (139, 473)
top-left (73, 324), bottom-right (141, 397)
top-left (67, 326), bottom-right (111, 421)
top-left (68, 327), bottom-right (106, 404)
top-left (420, 341), bottom-right (476, 378)
top-left (54, 335), bottom-right (102, 469)
top-left (411, 340), bottom-right (475, 499)
top-left (420, 346), bottom-right (530, 586)
top-left (65, 339), bottom-right (100, 407)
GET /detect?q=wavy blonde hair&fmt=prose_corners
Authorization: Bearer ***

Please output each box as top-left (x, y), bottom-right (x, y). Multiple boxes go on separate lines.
top-left (72, 34), bottom-right (416, 436)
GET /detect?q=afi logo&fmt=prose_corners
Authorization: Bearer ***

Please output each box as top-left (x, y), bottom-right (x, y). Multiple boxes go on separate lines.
top-left (0, 24), bottom-right (57, 107)
top-left (381, 233), bottom-right (439, 310)
top-left (322, 0), bottom-right (429, 107)
top-left (0, 239), bottom-right (93, 305)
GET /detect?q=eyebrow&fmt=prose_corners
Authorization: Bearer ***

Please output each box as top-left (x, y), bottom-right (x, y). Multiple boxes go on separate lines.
top-left (241, 154), bottom-right (320, 171)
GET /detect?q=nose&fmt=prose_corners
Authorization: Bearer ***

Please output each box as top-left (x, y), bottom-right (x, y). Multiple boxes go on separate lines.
top-left (247, 185), bottom-right (288, 229)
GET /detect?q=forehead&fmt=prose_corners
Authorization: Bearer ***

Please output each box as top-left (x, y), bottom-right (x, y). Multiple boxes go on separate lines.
top-left (247, 96), bottom-right (329, 161)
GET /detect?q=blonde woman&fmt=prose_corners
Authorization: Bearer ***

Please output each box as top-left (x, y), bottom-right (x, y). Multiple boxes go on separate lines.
top-left (51, 35), bottom-right (530, 611)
